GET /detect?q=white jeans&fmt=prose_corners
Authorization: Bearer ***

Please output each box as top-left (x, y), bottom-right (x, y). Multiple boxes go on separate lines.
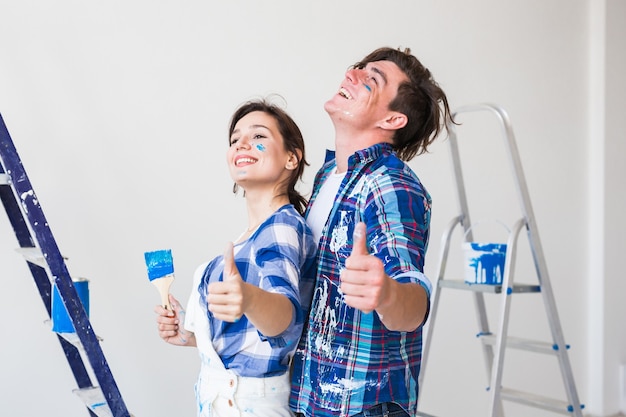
top-left (195, 353), bottom-right (293, 417)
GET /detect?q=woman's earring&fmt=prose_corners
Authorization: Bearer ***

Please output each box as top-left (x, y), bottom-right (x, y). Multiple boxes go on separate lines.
top-left (232, 183), bottom-right (239, 194)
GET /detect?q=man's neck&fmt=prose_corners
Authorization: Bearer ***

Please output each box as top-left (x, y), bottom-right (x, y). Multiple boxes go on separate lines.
top-left (334, 128), bottom-right (392, 173)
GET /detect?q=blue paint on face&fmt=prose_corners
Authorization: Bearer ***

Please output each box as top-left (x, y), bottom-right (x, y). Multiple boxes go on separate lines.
top-left (256, 143), bottom-right (266, 152)
top-left (364, 84), bottom-right (372, 92)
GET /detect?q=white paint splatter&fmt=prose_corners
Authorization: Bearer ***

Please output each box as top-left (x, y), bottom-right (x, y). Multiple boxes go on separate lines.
top-left (329, 213), bottom-right (349, 253)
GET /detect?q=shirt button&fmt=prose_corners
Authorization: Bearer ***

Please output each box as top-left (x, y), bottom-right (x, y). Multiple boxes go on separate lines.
top-left (228, 399), bottom-right (234, 407)
top-left (229, 379), bottom-right (234, 387)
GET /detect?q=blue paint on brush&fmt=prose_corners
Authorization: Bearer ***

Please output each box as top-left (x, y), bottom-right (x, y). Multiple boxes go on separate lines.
top-left (145, 249), bottom-right (175, 309)
top-left (144, 249), bottom-right (174, 280)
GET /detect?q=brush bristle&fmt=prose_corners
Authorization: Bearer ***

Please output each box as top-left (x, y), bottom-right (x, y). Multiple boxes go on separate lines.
top-left (144, 249), bottom-right (174, 280)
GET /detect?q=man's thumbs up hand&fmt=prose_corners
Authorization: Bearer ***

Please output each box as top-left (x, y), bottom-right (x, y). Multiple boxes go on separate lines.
top-left (350, 222), bottom-right (370, 256)
top-left (207, 242), bottom-right (246, 322)
top-left (340, 222), bottom-right (390, 314)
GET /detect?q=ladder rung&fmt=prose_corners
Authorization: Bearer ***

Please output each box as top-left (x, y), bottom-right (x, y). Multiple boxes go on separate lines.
top-left (44, 319), bottom-right (104, 348)
top-left (15, 247), bottom-right (68, 268)
top-left (73, 386), bottom-right (113, 417)
top-left (15, 247), bottom-right (47, 268)
top-left (500, 387), bottom-right (578, 415)
top-left (479, 334), bottom-right (562, 355)
top-left (438, 279), bottom-right (541, 294)
top-left (58, 326), bottom-right (104, 345)
top-left (0, 173), bottom-right (10, 184)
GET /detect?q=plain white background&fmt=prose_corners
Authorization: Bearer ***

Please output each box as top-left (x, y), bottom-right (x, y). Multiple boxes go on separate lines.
top-left (0, 1), bottom-right (624, 416)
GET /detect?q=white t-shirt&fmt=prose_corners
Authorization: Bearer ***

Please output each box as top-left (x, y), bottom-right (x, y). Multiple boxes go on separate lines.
top-left (306, 169), bottom-right (346, 244)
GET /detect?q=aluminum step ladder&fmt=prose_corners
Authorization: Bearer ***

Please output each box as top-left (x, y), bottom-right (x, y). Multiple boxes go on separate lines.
top-left (0, 113), bottom-right (133, 417)
top-left (416, 104), bottom-right (584, 417)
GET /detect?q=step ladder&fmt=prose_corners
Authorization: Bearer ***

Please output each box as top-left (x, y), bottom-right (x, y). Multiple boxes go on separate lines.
top-left (416, 104), bottom-right (584, 417)
top-left (0, 113), bottom-right (132, 417)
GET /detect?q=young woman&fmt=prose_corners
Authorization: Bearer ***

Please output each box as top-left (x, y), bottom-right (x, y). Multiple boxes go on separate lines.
top-left (155, 99), bottom-right (316, 417)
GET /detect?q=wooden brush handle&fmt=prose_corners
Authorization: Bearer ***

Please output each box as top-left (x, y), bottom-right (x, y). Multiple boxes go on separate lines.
top-left (152, 275), bottom-right (174, 310)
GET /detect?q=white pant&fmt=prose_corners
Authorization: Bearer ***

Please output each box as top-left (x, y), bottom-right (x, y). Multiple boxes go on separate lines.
top-left (195, 353), bottom-right (294, 417)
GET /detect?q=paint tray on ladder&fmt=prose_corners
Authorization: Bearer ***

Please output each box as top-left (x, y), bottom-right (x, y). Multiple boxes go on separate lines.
top-left (462, 220), bottom-right (509, 285)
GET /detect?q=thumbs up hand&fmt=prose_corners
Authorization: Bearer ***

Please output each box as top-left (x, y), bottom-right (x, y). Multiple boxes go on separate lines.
top-left (340, 222), bottom-right (391, 314)
top-left (207, 242), bottom-right (247, 322)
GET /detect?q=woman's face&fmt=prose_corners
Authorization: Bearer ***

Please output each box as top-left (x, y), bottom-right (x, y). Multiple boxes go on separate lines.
top-left (227, 111), bottom-right (296, 192)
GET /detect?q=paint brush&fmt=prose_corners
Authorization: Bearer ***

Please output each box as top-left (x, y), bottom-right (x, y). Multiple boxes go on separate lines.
top-left (144, 249), bottom-right (174, 310)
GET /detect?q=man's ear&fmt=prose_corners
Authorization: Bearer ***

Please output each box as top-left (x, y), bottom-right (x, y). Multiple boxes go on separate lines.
top-left (380, 112), bottom-right (408, 131)
top-left (285, 151), bottom-right (300, 170)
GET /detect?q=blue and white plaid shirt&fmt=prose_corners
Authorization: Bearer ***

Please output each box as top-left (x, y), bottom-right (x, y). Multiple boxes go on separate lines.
top-left (185, 204), bottom-right (316, 378)
top-left (290, 143), bottom-right (432, 416)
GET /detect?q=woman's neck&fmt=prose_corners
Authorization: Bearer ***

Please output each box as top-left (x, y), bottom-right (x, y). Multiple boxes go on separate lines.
top-left (240, 188), bottom-right (289, 238)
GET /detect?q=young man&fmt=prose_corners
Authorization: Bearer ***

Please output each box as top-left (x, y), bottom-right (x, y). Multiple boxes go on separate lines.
top-left (290, 47), bottom-right (454, 417)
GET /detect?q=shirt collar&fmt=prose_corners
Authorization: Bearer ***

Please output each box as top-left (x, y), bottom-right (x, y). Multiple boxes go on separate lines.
top-left (323, 142), bottom-right (395, 168)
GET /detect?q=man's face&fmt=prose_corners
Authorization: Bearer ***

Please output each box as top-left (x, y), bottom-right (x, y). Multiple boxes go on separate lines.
top-left (324, 60), bottom-right (408, 130)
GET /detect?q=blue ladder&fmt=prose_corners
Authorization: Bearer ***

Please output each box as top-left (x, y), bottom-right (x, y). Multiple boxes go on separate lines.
top-left (0, 113), bottom-right (132, 417)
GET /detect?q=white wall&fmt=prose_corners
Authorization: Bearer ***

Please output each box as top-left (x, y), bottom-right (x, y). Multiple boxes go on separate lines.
top-left (0, 1), bottom-right (622, 416)
top-left (588, 1), bottom-right (626, 416)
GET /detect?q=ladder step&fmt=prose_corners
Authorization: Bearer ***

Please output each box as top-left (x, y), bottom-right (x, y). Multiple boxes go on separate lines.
top-left (73, 386), bottom-right (113, 417)
top-left (73, 387), bottom-right (136, 417)
top-left (15, 247), bottom-right (47, 268)
top-left (438, 279), bottom-right (540, 294)
top-left (479, 334), bottom-right (565, 355)
top-left (500, 387), bottom-right (580, 415)
top-left (15, 246), bottom-right (68, 268)
top-left (57, 324), bottom-right (105, 346)
top-left (0, 173), bottom-right (9, 184)
top-left (44, 319), bottom-right (104, 348)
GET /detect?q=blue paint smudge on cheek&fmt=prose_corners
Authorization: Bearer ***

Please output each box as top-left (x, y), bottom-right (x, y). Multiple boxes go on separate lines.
top-left (256, 143), bottom-right (266, 152)
top-left (364, 84), bottom-right (372, 92)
